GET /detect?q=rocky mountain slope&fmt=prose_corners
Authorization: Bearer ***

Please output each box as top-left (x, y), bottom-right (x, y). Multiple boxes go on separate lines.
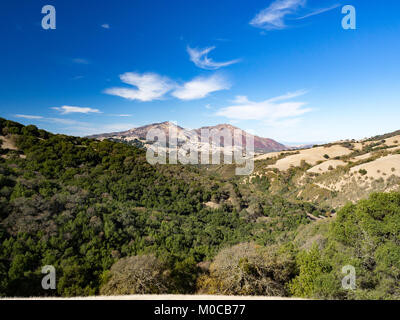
top-left (88, 121), bottom-right (287, 153)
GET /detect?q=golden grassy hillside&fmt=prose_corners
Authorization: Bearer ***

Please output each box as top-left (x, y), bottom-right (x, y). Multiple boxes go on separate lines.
top-left (250, 134), bottom-right (400, 208)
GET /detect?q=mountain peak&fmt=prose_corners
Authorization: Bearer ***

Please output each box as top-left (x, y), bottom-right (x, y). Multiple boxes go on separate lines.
top-left (198, 123), bottom-right (241, 131)
top-left (87, 121), bottom-right (287, 153)
top-left (159, 121), bottom-right (177, 126)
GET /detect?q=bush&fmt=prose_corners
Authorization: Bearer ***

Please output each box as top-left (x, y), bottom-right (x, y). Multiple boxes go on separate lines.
top-left (288, 244), bottom-right (332, 298)
top-left (22, 125), bottom-right (39, 137)
top-left (197, 243), bottom-right (297, 296)
top-left (100, 255), bottom-right (170, 295)
top-left (359, 169), bottom-right (367, 176)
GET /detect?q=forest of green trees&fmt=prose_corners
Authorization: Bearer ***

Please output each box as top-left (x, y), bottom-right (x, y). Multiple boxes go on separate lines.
top-left (0, 118), bottom-right (399, 299)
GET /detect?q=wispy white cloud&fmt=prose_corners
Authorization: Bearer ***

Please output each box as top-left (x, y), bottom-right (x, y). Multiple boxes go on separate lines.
top-left (101, 24), bottom-right (110, 29)
top-left (52, 106), bottom-right (102, 114)
top-left (13, 115), bottom-right (136, 137)
top-left (105, 72), bottom-right (229, 101)
top-left (172, 74), bottom-right (230, 100)
top-left (15, 114), bottom-right (44, 119)
top-left (267, 89), bottom-right (308, 102)
top-left (295, 4), bottom-right (341, 20)
top-left (215, 90), bottom-right (312, 123)
top-left (250, 0), bottom-right (306, 30)
top-left (187, 46), bottom-right (240, 70)
top-left (114, 114), bottom-right (132, 117)
top-left (51, 121), bottom-right (137, 136)
top-left (250, 0), bottom-right (339, 31)
top-left (72, 58), bottom-right (90, 64)
top-left (14, 116), bottom-right (90, 126)
top-left (45, 117), bottom-right (89, 125)
top-left (105, 72), bottom-right (175, 102)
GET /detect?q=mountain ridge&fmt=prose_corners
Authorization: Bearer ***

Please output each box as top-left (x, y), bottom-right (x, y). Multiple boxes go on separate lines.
top-left (87, 121), bottom-right (287, 153)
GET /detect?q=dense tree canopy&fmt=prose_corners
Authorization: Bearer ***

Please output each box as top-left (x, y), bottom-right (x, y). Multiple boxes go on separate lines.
top-left (1, 118), bottom-right (398, 299)
top-left (0, 118), bottom-right (314, 297)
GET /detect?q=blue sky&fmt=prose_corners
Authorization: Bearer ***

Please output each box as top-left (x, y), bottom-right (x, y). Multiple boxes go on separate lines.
top-left (0, 0), bottom-right (399, 144)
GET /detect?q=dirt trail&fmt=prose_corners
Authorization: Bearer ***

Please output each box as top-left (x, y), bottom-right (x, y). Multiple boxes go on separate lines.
top-left (0, 136), bottom-right (17, 150)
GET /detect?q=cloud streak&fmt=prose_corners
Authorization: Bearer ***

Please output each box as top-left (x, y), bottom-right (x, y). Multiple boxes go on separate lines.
top-left (105, 72), bottom-right (175, 102)
top-left (250, 0), bottom-right (340, 31)
top-left (187, 46), bottom-right (240, 70)
top-left (172, 74), bottom-right (230, 100)
top-left (52, 106), bottom-right (102, 114)
top-left (250, 0), bottom-right (306, 30)
top-left (12, 115), bottom-right (136, 137)
top-left (15, 114), bottom-right (44, 119)
top-left (113, 114), bottom-right (132, 117)
top-left (295, 4), bottom-right (341, 20)
top-left (215, 90), bottom-right (312, 123)
top-left (105, 72), bottom-right (229, 101)
top-left (72, 58), bottom-right (90, 65)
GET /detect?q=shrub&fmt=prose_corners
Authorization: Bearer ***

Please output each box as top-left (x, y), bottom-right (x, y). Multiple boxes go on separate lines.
top-left (22, 125), bottom-right (39, 137)
top-left (100, 255), bottom-right (170, 295)
top-left (359, 169), bottom-right (367, 176)
top-left (288, 244), bottom-right (331, 298)
top-left (197, 243), bottom-right (297, 296)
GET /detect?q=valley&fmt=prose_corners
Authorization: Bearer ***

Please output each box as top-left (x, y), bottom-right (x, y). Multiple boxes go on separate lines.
top-left (1, 118), bottom-right (400, 300)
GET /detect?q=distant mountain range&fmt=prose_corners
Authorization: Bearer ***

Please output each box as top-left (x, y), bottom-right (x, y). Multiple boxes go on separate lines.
top-left (87, 121), bottom-right (287, 153)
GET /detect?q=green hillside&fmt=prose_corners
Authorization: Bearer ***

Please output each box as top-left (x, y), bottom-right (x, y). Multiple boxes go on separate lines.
top-left (0, 118), bottom-right (318, 297)
top-left (0, 118), bottom-right (399, 299)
